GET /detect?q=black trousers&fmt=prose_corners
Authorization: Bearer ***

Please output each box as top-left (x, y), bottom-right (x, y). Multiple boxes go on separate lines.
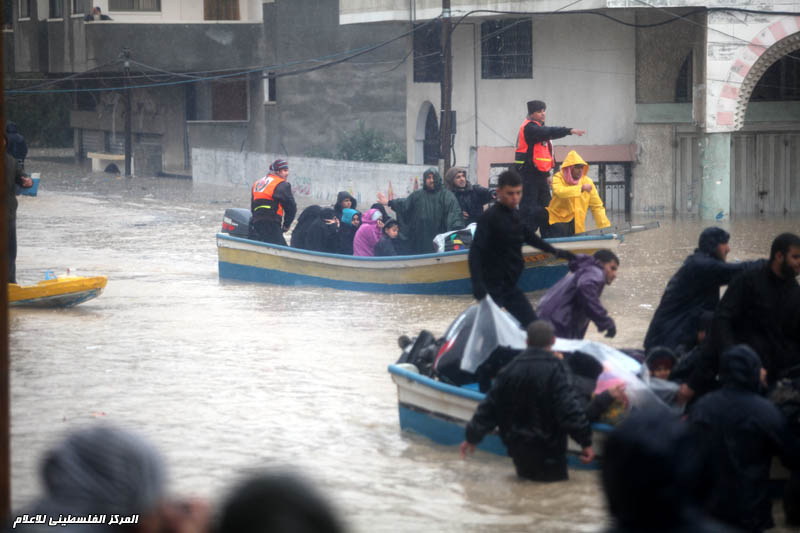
top-left (545, 219), bottom-right (575, 238)
top-left (249, 218), bottom-right (286, 246)
top-left (517, 165), bottom-right (551, 234)
top-left (491, 287), bottom-right (537, 328)
top-left (8, 217), bottom-right (16, 284)
top-left (507, 441), bottom-right (568, 482)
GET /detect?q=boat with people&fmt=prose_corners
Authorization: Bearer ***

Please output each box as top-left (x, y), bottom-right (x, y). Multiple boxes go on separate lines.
top-left (8, 274), bottom-right (107, 308)
top-left (217, 208), bottom-right (622, 294)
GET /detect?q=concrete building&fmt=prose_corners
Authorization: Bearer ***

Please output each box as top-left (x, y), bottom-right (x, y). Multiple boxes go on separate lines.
top-left (4, 0), bottom-right (407, 175)
top-left (340, 0), bottom-right (800, 219)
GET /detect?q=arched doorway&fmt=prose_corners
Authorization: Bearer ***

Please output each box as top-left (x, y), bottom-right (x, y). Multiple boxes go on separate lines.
top-left (414, 102), bottom-right (440, 165)
top-left (730, 32), bottom-right (800, 215)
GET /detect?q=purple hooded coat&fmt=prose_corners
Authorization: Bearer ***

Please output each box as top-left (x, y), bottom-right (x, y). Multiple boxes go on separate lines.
top-left (536, 254), bottom-right (615, 339)
top-left (353, 208), bottom-right (383, 256)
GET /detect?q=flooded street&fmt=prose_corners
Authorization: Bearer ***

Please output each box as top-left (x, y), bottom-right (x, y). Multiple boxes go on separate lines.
top-left (8, 154), bottom-right (800, 532)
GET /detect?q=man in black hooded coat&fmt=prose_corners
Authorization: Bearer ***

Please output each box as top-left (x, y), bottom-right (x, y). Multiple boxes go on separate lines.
top-left (688, 345), bottom-right (800, 532)
top-left (644, 227), bottom-right (761, 353)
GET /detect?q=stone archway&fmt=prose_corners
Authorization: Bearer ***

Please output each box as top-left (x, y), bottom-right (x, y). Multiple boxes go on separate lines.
top-left (713, 18), bottom-right (800, 129)
top-left (414, 101), bottom-right (439, 166)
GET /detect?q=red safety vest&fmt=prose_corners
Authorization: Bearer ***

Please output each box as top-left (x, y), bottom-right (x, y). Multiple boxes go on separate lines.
top-left (514, 119), bottom-right (554, 172)
top-left (251, 174), bottom-right (285, 217)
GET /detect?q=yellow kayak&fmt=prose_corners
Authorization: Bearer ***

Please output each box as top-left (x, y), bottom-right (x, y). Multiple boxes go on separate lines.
top-left (8, 275), bottom-right (107, 308)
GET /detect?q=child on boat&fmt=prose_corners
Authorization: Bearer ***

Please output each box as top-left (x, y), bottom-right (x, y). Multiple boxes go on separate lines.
top-left (374, 219), bottom-right (400, 257)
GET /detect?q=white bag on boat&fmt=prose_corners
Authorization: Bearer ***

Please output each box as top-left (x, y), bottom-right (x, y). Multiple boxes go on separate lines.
top-left (433, 223), bottom-right (477, 253)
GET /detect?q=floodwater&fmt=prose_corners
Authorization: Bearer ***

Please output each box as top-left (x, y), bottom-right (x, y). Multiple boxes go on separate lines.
top-left (8, 153), bottom-right (800, 532)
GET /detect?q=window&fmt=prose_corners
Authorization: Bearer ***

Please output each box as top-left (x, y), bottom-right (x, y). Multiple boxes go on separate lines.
top-left (413, 20), bottom-right (442, 83)
top-left (186, 75), bottom-right (249, 121)
top-left (481, 19), bottom-right (532, 79)
top-left (19, 0), bottom-right (30, 18)
top-left (750, 55), bottom-right (800, 102)
top-left (72, 0), bottom-right (88, 14)
top-left (50, 0), bottom-right (64, 18)
top-left (675, 52), bottom-right (692, 103)
top-left (204, 0), bottom-right (239, 21)
top-left (109, 0), bottom-right (160, 11)
top-left (264, 72), bottom-right (276, 104)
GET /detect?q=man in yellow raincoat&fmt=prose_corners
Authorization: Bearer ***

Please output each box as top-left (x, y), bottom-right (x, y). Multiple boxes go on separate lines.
top-left (546, 150), bottom-right (610, 237)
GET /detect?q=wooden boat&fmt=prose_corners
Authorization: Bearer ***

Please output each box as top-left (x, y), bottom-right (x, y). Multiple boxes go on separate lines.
top-left (387, 362), bottom-right (613, 470)
top-left (217, 233), bottom-right (620, 295)
top-left (8, 275), bottom-right (107, 308)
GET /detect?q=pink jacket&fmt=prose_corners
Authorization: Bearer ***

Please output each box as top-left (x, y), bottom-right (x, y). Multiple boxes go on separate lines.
top-left (353, 208), bottom-right (383, 256)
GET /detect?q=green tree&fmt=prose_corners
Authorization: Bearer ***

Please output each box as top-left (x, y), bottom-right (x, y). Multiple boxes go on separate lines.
top-left (324, 122), bottom-right (406, 164)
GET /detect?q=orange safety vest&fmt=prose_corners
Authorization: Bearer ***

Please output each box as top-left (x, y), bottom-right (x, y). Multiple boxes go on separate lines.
top-left (514, 119), bottom-right (554, 172)
top-left (251, 174), bottom-right (285, 217)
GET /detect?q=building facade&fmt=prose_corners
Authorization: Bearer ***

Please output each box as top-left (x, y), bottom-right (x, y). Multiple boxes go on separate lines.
top-left (340, 0), bottom-right (800, 218)
top-left (4, 0), bottom-right (408, 175)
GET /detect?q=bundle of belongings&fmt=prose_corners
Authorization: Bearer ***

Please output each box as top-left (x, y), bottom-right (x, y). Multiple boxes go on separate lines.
top-left (395, 296), bottom-right (678, 425)
top-left (432, 223), bottom-right (476, 253)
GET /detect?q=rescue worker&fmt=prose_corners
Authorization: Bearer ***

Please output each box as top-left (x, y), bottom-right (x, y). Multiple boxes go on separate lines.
top-left (249, 159), bottom-right (296, 246)
top-left (644, 227), bottom-right (761, 354)
top-left (514, 100), bottom-right (585, 233)
top-left (546, 150), bottom-right (610, 237)
top-left (460, 320), bottom-right (595, 482)
top-left (468, 169), bottom-right (575, 327)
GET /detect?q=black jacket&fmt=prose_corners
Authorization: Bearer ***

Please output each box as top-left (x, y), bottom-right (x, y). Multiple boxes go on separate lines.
top-left (712, 263), bottom-right (800, 383)
top-left (5, 122), bottom-right (27, 163)
top-left (333, 191), bottom-right (357, 219)
top-left (290, 205), bottom-right (322, 249)
top-left (303, 208), bottom-right (341, 254)
top-left (452, 185), bottom-right (493, 226)
top-left (251, 180), bottom-right (296, 230)
top-left (374, 236), bottom-right (398, 257)
top-left (465, 347), bottom-right (592, 455)
top-left (336, 223), bottom-right (357, 255)
top-left (468, 202), bottom-right (558, 300)
top-left (644, 250), bottom-right (761, 353)
top-left (688, 345), bottom-right (800, 532)
top-left (517, 121), bottom-right (571, 179)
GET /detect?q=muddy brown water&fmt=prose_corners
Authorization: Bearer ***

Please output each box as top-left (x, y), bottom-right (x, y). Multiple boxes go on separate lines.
top-left (8, 155), bottom-right (799, 532)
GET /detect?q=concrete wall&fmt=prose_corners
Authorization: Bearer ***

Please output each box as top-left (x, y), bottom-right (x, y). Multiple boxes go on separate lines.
top-left (192, 148), bottom-right (429, 208)
top-left (267, 0), bottom-right (408, 158)
top-left (406, 12), bottom-right (636, 167)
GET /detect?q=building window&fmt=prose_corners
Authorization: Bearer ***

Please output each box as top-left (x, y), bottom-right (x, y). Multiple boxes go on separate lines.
top-left (49, 0), bottom-right (63, 18)
top-left (18, 0), bottom-right (30, 18)
top-left (675, 52), bottom-right (692, 103)
top-left (187, 75), bottom-right (249, 121)
top-left (413, 20), bottom-right (442, 83)
top-left (481, 19), bottom-right (532, 79)
top-left (4, 0), bottom-right (13, 27)
top-left (750, 55), bottom-right (800, 102)
top-left (72, 0), bottom-right (88, 14)
top-left (264, 72), bottom-right (276, 103)
top-left (109, 0), bottom-right (160, 11)
top-left (204, 0), bottom-right (239, 20)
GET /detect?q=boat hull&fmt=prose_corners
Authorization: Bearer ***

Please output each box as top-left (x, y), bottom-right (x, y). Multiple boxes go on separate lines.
top-left (8, 276), bottom-right (107, 308)
top-left (388, 363), bottom-right (611, 469)
top-left (217, 233), bottom-right (619, 295)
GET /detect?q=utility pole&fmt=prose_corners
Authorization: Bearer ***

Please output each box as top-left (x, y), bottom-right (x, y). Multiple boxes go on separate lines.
top-left (122, 48), bottom-right (132, 177)
top-left (439, 0), bottom-right (453, 174)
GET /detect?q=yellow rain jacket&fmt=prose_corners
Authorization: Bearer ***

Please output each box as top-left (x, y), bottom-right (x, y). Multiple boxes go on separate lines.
top-left (547, 150), bottom-right (610, 234)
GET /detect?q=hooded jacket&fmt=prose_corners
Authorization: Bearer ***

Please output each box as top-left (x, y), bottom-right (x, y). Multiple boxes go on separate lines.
top-left (333, 191), bottom-right (357, 219)
top-left (303, 208), bottom-right (341, 254)
top-left (536, 254), bottom-right (615, 339)
top-left (465, 346), bottom-right (592, 456)
top-left (644, 227), bottom-right (762, 353)
top-left (547, 151), bottom-right (610, 234)
top-left (5, 122), bottom-right (28, 162)
top-left (688, 345), bottom-right (800, 532)
top-left (290, 205), bottom-right (323, 249)
top-left (353, 208), bottom-right (383, 257)
top-left (5, 153), bottom-right (26, 221)
top-left (387, 168), bottom-right (464, 254)
top-left (443, 167), bottom-right (494, 226)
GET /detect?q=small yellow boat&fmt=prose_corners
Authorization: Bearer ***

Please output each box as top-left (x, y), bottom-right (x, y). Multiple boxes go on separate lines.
top-left (8, 275), bottom-right (107, 308)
